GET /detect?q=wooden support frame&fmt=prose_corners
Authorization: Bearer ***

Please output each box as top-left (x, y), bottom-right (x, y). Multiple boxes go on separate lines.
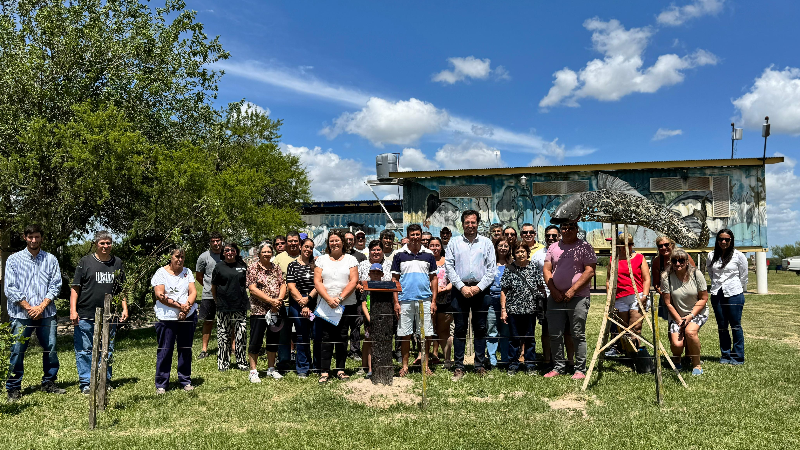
top-left (583, 224), bottom-right (687, 395)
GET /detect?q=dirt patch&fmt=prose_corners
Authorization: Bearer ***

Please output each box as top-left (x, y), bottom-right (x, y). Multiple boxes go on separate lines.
top-left (339, 377), bottom-right (420, 409)
top-left (546, 394), bottom-right (598, 418)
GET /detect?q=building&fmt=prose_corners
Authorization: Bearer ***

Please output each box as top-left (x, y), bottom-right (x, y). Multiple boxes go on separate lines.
top-left (301, 200), bottom-right (403, 250)
top-left (387, 157), bottom-right (783, 294)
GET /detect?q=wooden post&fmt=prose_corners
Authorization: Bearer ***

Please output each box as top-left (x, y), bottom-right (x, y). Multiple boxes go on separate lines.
top-left (652, 291), bottom-right (662, 405)
top-left (88, 307), bottom-right (101, 429)
top-left (370, 290), bottom-right (395, 385)
top-left (418, 299), bottom-right (427, 409)
top-left (97, 294), bottom-right (112, 410)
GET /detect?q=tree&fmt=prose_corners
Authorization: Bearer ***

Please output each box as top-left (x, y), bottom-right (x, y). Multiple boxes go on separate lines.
top-left (770, 241), bottom-right (800, 266)
top-left (0, 0), bottom-right (311, 316)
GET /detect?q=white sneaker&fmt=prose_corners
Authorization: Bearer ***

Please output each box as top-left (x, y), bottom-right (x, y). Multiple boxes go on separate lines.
top-left (249, 370), bottom-right (261, 383)
top-left (266, 367), bottom-right (283, 379)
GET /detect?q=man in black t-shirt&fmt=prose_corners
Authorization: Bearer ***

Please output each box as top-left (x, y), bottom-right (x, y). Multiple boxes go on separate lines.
top-left (70, 231), bottom-right (128, 394)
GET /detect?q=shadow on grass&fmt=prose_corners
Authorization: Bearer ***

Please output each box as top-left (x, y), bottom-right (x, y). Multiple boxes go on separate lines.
top-left (0, 400), bottom-right (35, 415)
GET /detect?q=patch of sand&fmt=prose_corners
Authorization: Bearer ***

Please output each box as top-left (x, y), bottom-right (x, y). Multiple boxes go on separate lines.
top-left (546, 394), bottom-right (599, 418)
top-left (339, 377), bottom-right (420, 409)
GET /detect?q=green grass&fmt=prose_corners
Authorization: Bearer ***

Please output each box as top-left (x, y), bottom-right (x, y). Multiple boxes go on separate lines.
top-left (2, 271), bottom-right (799, 449)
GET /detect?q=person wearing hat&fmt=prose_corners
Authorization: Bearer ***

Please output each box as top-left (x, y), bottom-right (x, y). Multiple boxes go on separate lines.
top-left (359, 262), bottom-right (386, 378)
top-left (353, 230), bottom-right (369, 257)
top-left (246, 242), bottom-right (287, 383)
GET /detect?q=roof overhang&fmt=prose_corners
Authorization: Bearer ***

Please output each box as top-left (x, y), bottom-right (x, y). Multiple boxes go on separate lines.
top-left (390, 157), bottom-right (784, 179)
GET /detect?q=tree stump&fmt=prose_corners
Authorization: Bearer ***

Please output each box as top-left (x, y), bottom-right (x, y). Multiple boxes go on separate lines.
top-left (370, 291), bottom-right (395, 385)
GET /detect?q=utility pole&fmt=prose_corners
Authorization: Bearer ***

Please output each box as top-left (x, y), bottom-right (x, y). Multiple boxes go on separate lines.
top-left (762, 116), bottom-right (770, 162)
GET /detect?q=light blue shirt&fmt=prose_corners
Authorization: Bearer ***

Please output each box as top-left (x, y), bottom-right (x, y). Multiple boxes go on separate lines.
top-left (5, 248), bottom-right (62, 320)
top-left (445, 234), bottom-right (496, 291)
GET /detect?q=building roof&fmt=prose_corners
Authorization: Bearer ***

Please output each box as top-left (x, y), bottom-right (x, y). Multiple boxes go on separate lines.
top-left (302, 200), bottom-right (402, 215)
top-left (390, 157), bottom-right (784, 179)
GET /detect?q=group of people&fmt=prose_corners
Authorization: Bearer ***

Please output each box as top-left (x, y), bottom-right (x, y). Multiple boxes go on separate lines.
top-left (4, 217), bottom-right (749, 401)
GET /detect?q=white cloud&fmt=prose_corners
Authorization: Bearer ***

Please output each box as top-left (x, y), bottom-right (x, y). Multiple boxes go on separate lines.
top-left (320, 97), bottom-right (450, 147)
top-left (216, 61), bottom-right (368, 107)
top-left (539, 18), bottom-right (718, 108)
top-left (434, 141), bottom-right (504, 170)
top-left (540, 68), bottom-right (580, 108)
top-left (529, 155), bottom-right (549, 166)
top-left (652, 128), bottom-right (683, 140)
top-left (239, 101), bottom-right (270, 117)
top-left (398, 147), bottom-right (438, 172)
top-left (432, 56), bottom-right (510, 84)
top-left (283, 145), bottom-right (370, 200)
top-left (732, 66), bottom-right (800, 135)
top-left (657, 0), bottom-right (725, 26)
top-left (217, 59), bottom-right (592, 156)
top-left (766, 153), bottom-right (800, 246)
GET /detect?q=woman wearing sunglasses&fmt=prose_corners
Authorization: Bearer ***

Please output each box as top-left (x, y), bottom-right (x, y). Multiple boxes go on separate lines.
top-left (707, 229), bottom-right (748, 365)
top-left (651, 236), bottom-right (695, 320)
top-left (606, 233), bottom-right (651, 347)
top-left (661, 248), bottom-right (708, 375)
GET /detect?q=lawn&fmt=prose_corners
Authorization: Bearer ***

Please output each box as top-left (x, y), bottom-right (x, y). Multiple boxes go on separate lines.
top-left (1, 270), bottom-right (799, 449)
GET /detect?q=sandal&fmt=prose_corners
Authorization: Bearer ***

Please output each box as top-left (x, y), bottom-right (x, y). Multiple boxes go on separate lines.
top-left (318, 374), bottom-right (329, 384)
top-left (398, 367), bottom-right (409, 377)
top-left (336, 372), bottom-right (350, 380)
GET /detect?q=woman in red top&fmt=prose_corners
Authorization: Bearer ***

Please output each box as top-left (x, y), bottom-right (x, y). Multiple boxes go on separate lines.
top-left (606, 233), bottom-right (651, 343)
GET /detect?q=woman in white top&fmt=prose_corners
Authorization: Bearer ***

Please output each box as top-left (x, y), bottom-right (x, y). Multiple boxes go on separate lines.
top-left (313, 230), bottom-right (358, 383)
top-left (707, 229), bottom-right (748, 365)
top-left (151, 248), bottom-right (198, 394)
top-left (661, 248), bottom-right (708, 375)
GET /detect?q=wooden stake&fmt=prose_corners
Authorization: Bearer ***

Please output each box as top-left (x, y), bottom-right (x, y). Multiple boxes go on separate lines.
top-left (97, 294), bottom-right (112, 410)
top-left (652, 291), bottom-right (663, 405)
top-left (88, 307), bottom-right (101, 430)
top-left (419, 299), bottom-right (427, 409)
top-left (583, 223), bottom-right (619, 390)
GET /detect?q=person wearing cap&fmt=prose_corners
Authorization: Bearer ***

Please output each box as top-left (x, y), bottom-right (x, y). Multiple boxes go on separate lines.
top-left (360, 262), bottom-right (386, 378)
top-left (246, 242), bottom-right (286, 382)
top-left (543, 221), bottom-right (596, 380)
top-left (606, 233), bottom-right (651, 348)
top-left (353, 230), bottom-right (369, 257)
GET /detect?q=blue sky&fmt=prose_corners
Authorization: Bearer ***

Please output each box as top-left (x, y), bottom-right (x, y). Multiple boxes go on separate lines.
top-left (186, 0), bottom-right (799, 246)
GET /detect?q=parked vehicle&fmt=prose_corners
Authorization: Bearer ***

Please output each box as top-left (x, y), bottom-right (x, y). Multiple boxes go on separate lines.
top-left (782, 256), bottom-right (800, 275)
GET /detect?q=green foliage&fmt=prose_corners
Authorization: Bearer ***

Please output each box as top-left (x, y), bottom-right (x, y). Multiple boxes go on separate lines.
top-left (0, 0), bottom-right (230, 247)
top-left (0, 322), bottom-right (27, 391)
top-left (0, 0), bottom-right (311, 310)
top-left (770, 241), bottom-right (800, 265)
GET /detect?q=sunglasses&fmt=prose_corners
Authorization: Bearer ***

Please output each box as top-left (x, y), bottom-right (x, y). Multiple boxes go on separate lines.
top-left (657, 243), bottom-right (671, 249)
top-left (671, 258), bottom-right (687, 264)
top-left (521, 231), bottom-right (535, 235)
top-left (504, 232), bottom-right (516, 237)
top-left (718, 237), bottom-right (731, 242)
top-left (545, 233), bottom-right (559, 238)
top-left (560, 225), bottom-right (577, 231)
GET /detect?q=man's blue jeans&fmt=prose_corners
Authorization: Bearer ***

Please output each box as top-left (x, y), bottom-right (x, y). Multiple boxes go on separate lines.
top-left (452, 288), bottom-right (489, 371)
top-left (711, 291), bottom-right (745, 364)
top-left (6, 316), bottom-right (60, 391)
top-left (74, 319), bottom-right (116, 390)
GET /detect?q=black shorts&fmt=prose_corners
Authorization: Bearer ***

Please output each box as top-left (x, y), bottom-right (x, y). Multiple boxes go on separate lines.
top-left (198, 298), bottom-right (216, 321)
top-left (248, 315), bottom-right (281, 355)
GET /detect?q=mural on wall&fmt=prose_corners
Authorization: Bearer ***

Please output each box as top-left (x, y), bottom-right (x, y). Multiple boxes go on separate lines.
top-left (402, 165), bottom-right (768, 250)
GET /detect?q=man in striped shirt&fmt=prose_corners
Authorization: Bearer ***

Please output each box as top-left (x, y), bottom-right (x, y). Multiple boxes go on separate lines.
top-left (391, 224), bottom-right (438, 377)
top-left (5, 224), bottom-right (65, 402)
